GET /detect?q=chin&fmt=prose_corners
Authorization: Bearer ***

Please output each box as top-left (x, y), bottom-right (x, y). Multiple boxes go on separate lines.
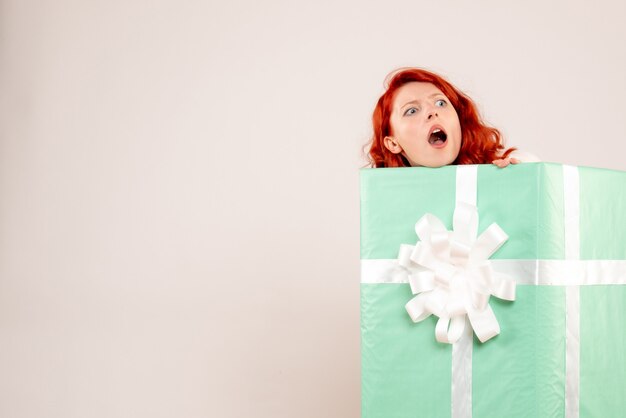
top-left (408, 149), bottom-right (459, 168)
top-left (426, 155), bottom-right (457, 168)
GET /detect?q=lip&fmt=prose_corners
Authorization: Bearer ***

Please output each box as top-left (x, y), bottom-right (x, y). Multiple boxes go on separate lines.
top-left (428, 124), bottom-right (446, 137)
top-left (428, 124), bottom-right (448, 149)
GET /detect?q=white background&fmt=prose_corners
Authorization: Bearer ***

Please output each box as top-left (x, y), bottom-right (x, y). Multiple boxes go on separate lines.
top-left (1, 0), bottom-right (625, 417)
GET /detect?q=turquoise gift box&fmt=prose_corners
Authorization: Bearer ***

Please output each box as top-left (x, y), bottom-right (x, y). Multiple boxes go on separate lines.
top-left (360, 163), bottom-right (626, 418)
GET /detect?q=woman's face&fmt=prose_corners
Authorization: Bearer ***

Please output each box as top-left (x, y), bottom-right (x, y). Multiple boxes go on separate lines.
top-left (384, 82), bottom-right (462, 167)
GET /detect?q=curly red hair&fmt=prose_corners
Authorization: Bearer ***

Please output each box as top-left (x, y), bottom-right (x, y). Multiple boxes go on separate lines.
top-left (366, 68), bottom-right (514, 167)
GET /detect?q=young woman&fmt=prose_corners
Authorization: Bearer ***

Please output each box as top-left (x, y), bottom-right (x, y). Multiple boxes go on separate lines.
top-left (366, 68), bottom-right (539, 168)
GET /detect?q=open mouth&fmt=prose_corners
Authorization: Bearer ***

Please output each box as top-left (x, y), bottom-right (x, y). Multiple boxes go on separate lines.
top-left (428, 128), bottom-right (448, 146)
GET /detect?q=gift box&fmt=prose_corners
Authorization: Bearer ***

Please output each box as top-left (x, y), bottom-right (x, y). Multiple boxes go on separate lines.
top-left (360, 163), bottom-right (626, 418)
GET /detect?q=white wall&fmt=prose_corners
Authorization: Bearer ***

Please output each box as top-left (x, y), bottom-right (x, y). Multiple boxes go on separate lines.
top-left (1, 0), bottom-right (625, 417)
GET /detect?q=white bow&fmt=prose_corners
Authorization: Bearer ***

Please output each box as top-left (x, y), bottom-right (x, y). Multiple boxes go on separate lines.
top-left (400, 202), bottom-right (516, 344)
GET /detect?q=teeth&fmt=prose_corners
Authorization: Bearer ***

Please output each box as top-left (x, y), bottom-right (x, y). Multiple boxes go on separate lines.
top-left (433, 129), bottom-right (441, 133)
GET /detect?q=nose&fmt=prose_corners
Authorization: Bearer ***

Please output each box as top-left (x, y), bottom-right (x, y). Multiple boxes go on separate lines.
top-left (427, 109), bottom-right (438, 120)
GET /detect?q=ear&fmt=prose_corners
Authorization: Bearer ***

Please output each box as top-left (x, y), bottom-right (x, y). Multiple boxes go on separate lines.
top-left (383, 136), bottom-right (403, 154)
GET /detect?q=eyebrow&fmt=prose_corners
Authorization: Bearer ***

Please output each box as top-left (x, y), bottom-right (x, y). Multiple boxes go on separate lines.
top-left (400, 93), bottom-right (445, 110)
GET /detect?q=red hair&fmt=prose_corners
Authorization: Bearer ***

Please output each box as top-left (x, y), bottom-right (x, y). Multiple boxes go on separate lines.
top-left (366, 68), bottom-right (514, 167)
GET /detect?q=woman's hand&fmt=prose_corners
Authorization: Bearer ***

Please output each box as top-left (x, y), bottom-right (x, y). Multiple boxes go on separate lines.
top-left (492, 157), bottom-right (520, 168)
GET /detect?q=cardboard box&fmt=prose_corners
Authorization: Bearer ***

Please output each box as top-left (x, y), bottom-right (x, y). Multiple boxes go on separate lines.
top-left (360, 163), bottom-right (626, 418)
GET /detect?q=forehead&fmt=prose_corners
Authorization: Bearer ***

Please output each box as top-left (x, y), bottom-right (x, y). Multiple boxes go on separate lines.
top-left (393, 82), bottom-right (445, 105)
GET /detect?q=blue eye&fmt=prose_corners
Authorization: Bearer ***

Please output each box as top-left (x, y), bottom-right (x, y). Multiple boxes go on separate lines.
top-left (435, 99), bottom-right (447, 107)
top-left (404, 107), bottom-right (418, 116)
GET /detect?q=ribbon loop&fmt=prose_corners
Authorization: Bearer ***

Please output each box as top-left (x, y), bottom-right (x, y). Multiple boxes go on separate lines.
top-left (409, 271), bottom-right (435, 294)
top-left (468, 305), bottom-right (500, 343)
top-left (405, 293), bottom-right (431, 322)
top-left (471, 223), bottom-right (509, 263)
top-left (435, 315), bottom-right (466, 344)
top-left (491, 272), bottom-right (516, 301)
top-left (415, 214), bottom-right (447, 243)
top-left (398, 244), bottom-right (415, 268)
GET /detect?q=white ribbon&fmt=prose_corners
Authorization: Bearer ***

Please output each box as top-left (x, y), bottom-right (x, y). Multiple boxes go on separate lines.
top-left (563, 164), bottom-right (581, 418)
top-left (401, 202), bottom-right (516, 344)
top-left (361, 258), bottom-right (626, 286)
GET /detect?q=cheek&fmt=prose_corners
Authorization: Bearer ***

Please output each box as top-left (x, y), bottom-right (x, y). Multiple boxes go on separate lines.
top-left (407, 121), bottom-right (425, 136)
top-left (456, 124), bottom-right (463, 141)
top-left (450, 116), bottom-right (462, 140)
top-left (396, 124), bottom-right (421, 145)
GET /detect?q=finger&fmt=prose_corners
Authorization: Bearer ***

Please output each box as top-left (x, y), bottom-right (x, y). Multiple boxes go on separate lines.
top-left (510, 158), bottom-right (521, 164)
